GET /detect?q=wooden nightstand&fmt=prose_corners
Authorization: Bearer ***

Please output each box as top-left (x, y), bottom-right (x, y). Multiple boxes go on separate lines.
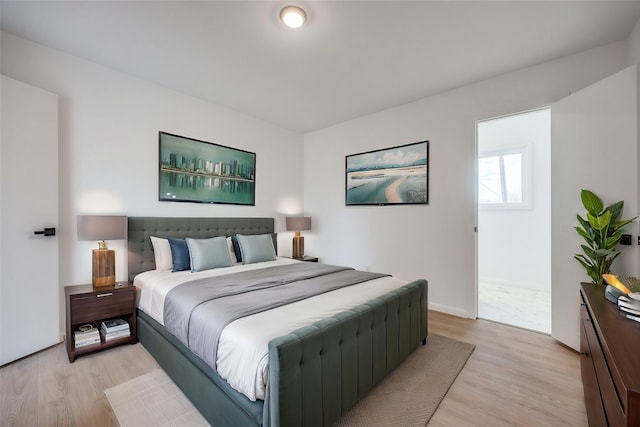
top-left (292, 256), bottom-right (319, 262)
top-left (65, 282), bottom-right (137, 362)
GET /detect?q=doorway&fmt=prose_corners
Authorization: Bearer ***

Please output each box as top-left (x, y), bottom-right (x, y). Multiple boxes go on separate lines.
top-left (477, 108), bottom-right (551, 333)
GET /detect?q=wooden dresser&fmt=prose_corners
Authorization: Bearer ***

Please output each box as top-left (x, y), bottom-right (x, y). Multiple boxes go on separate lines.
top-left (580, 282), bottom-right (640, 426)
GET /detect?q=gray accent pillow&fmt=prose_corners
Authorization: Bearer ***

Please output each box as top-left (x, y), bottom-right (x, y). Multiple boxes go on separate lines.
top-left (237, 234), bottom-right (277, 264)
top-left (186, 236), bottom-right (233, 272)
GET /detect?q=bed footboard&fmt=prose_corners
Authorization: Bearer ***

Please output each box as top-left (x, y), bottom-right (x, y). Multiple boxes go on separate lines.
top-left (265, 279), bottom-right (428, 427)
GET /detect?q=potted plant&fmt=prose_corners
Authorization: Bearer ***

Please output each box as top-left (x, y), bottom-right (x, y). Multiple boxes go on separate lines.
top-left (574, 189), bottom-right (637, 285)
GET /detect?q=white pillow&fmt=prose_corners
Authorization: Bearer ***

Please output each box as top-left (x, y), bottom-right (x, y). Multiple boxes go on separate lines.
top-left (150, 236), bottom-right (173, 271)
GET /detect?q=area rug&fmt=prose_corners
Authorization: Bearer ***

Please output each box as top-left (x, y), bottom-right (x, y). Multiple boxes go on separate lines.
top-left (334, 334), bottom-right (474, 426)
top-left (105, 334), bottom-right (474, 427)
top-left (105, 368), bottom-right (210, 426)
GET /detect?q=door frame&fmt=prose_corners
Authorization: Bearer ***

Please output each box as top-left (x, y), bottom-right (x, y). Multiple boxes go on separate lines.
top-left (474, 107), bottom-right (551, 327)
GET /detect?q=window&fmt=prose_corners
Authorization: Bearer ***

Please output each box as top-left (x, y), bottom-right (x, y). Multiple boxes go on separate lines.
top-left (478, 147), bottom-right (530, 208)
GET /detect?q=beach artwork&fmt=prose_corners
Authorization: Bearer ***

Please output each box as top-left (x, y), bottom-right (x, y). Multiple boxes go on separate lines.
top-left (346, 141), bottom-right (429, 206)
top-left (159, 132), bottom-right (256, 205)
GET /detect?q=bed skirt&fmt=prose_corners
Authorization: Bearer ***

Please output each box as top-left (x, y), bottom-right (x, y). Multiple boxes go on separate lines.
top-left (137, 278), bottom-right (428, 426)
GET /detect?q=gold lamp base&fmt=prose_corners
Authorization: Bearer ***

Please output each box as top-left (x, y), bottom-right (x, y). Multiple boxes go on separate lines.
top-left (93, 249), bottom-right (115, 287)
top-left (292, 232), bottom-right (305, 259)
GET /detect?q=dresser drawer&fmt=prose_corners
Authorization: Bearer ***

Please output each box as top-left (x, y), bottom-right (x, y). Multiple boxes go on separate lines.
top-left (70, 289), bottom-right (135, 324)
top-left (581, 301), bottom-right (624, 425)
top-left (580, 303), bottom-right (608, 426)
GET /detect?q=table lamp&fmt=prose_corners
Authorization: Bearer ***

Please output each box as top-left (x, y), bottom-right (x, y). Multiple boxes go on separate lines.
top-left (77, 215), bottom-right (127, 287)
top-left (285, 216), bottom-right (311, 259)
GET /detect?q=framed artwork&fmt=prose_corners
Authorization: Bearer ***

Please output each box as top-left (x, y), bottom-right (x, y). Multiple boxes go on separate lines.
top-left (159, 131), bottom-right (256, 205)
top-left (345, 141), bottom-right (429, 206)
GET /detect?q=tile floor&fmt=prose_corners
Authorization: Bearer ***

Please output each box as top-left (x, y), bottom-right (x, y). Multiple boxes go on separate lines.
top-left (478, 281), bottom-right (551, 334)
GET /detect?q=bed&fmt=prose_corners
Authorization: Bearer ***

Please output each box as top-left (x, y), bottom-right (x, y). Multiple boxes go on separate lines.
top-left (128, 216), bottom-right (428, 427)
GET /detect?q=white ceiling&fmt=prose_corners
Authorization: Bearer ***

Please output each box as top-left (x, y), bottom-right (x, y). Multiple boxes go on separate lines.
top-left (2, 1), bottom-right (640, 133)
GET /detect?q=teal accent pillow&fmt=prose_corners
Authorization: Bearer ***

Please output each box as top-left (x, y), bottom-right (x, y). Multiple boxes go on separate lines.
top-left (168, 237), bottom-right (190, 272)
top-left (186, 236), bottom-right (233, 272)
top-left (237, 234), bottom-right (277, 264)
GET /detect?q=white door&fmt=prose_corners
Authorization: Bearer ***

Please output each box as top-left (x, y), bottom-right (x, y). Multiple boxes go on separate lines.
top-left (551, 65), bottom-right (638, 351)
top-left (1, 75), bottom-right (60, 365)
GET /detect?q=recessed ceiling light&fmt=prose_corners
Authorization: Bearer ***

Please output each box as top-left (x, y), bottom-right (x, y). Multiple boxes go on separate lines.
top-left (280, 5), bottom-right (307, 29)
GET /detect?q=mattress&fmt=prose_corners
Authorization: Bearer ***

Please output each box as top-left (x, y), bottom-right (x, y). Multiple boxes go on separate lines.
top-left (134, 258), bottom-right (410, 401)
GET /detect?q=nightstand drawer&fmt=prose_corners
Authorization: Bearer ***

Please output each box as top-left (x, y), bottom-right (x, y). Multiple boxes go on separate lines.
top-left (70, 290), bottom-right (135, 324)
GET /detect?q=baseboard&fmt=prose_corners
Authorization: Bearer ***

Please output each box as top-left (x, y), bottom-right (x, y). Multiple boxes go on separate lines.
top-left (428, 302), bottom-right (472, 319)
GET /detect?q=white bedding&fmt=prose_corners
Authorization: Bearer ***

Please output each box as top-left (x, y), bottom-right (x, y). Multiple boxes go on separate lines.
top-left (134, 258), bottom-right (410, 401)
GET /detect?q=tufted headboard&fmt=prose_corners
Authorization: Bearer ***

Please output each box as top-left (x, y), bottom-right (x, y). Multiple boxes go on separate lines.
top-left (127, 217), bottom-right (275, 281)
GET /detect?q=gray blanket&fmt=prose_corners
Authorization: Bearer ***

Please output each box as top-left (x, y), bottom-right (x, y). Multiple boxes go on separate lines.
top-left (164, 262), bottom-right (388, 371)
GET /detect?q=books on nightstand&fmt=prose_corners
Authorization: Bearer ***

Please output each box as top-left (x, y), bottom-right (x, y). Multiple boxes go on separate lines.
top-left (74, 325), bottom-right (100, 348)
top-left (100, 318), bottom-right (131, 341)
top-left (617, 294), bottom-right (640, 322)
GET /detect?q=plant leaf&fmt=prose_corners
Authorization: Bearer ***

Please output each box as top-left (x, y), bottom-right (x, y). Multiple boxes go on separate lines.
top-left (587, 210), bottom-right (611, 231)
top-left (580, 245), bottom-right (599, 259)
top-left (612, 217), bottom-right (638, 231)
top-left (609, 251), bottom-right (621, 263)
top-left (576, 214), bottom-right (591, 231)
top-left (575, 226), bottom-right (593, 243)
top-left (581, 189), bottom-right (603, 215)
top-left (593, 248), bottom-right (615, 257)
top-left (605, 232), bottom-right (624, 249)
top-left (574, 255), bottom-right (593, 268)
top-left (606, 200), bottom-right (624, 224)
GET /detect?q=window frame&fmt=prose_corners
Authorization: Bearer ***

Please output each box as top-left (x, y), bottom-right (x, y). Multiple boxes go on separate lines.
top-left (478, 144), bottom-right (532, 210)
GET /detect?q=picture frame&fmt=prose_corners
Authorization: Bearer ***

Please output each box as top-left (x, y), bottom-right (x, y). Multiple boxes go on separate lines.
top-left (159, 131), bottom-right (256, 205)
top-left (345, 141), bottom-right (429, 206)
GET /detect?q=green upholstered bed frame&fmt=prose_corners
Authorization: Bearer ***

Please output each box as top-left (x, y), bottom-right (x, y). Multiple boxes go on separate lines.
top-left (128, 217), bottom-right (428, 427)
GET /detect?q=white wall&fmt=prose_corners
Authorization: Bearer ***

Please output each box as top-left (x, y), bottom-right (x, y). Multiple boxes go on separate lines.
top-left (628, 17), bottom-right (640, 66)
top-left (551, 65), bottom-right (638, 350)
top-left (304, 41), bottom-right (629, 318)
top-left (477, 109), bottom-right (551, 292)
top-left (1, 32), bottom-right (304, 334)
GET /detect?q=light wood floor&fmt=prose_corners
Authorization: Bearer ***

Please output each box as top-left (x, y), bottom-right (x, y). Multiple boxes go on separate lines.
top-left (0, 311), bottom-right (587, 426)
top-left (428, 311), bottom-right (587, 427)
top-left (0, 340), bottom-right (159, 426)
